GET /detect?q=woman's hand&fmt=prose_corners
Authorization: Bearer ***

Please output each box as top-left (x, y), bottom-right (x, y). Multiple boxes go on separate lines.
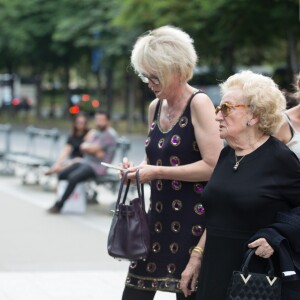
top-left (120, 157), bottom-right (134, 170)
top-left (119, 158), bottom-right (155, 183)
top-left (126, 164), bottom-right (157, 183)
top-left (180, 254), bottom-right (202, 297)
top-left (44, 163), bottom-right (63, 175)
top-left (248, 238), bottom-right (274, 258)
top-left (119, 157), bottom-right (136, 181)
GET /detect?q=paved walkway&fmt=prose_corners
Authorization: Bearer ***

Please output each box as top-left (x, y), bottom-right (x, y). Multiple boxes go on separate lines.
top-left (0, 271), bottom-right (126, 300)
top-left (0, 175), bottom-right (173, 300)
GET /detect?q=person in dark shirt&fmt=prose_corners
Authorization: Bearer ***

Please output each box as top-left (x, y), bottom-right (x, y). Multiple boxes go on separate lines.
top-left (45, 112), bottom-right (89, 175)
top-left (47, 110), bottom-right (117, 214)
top-left (180, 70), bottom-right (300, 299)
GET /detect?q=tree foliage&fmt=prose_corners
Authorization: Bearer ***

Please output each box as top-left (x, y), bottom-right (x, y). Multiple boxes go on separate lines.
top-left (0, 0), bottom-right (299, 118)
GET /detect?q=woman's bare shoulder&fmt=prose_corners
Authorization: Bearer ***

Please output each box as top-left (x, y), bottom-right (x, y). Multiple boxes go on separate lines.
top-left (274, 119), bottom-right (291, 144)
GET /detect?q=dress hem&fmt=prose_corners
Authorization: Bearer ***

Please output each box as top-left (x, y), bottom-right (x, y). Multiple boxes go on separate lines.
top-left (125, 272), bottom-right (182, 293)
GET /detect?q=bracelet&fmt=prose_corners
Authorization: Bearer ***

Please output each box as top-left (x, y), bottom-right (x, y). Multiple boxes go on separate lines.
top-left (192, 246), bottom-right (204, 256)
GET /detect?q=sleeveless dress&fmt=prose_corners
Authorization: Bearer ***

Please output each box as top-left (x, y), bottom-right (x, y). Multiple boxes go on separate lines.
top-left (124, 91), bottom-right (206, 293)
top-left (285, 114), bottom-right (300, 160)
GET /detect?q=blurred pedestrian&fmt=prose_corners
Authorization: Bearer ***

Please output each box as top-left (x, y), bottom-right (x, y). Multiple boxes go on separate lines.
top-left (47, 110), bottom-right (118, 214)
top-left (45, 112), bottom-right (89, 175)
top-left (120, 25), bottom-right (223, 300)
top-left (180, 70), bottom-right (300, 299)
top-left (275, 73), bottom-right (300, 159)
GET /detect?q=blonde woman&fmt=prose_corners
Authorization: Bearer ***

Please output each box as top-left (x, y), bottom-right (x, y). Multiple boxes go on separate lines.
top-left (120, 26), bottom-right (223, 300)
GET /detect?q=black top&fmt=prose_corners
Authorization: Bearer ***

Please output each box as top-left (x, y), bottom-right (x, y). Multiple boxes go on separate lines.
top-left (196, 136), bottom-right (300, 300)
top-left (66, 134), bottom-right (86, 158)
top-left (125, 91), bottom-right (207, 293)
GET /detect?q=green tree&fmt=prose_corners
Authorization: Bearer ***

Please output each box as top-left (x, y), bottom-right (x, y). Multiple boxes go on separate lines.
top-left (52, 0), bottom-right (136, 113)
top-left (0, 0), bottom-right (75, 118)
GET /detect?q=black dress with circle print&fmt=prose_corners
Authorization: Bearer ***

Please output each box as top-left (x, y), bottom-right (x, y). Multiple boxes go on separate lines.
top-left (125, 91), bottom-right (206, 293)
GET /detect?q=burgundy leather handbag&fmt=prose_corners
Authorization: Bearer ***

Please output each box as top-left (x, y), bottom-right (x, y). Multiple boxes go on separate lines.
top-left (107, 170), bottom-right (150, 260)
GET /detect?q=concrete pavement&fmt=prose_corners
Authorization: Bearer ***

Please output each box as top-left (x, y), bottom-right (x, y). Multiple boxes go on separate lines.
top-left (0, 173), bottom-right (173, 299)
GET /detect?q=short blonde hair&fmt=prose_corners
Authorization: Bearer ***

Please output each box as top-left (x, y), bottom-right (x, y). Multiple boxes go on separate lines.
top-left (131, 25), bottom-right (198, 90)
top-left (220, 70), bottom-right (286, 135)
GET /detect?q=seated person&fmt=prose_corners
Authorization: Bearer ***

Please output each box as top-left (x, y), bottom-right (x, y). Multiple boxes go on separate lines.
top-left (47, 110), bottom-right (118, 214)
top-left (45, 112), bottom-right (90, 175)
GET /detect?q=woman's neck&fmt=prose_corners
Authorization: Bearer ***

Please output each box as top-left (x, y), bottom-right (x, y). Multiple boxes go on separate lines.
top-left (166, 84), bottom-right (190, 105)
top-left (228, 133), bottom-right (268, 156)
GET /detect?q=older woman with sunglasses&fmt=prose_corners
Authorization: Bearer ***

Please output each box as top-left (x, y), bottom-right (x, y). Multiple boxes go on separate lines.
top-left (181, 70), bottom-right (300, 299)
top-left (120, 26), bottom-right (223, 300)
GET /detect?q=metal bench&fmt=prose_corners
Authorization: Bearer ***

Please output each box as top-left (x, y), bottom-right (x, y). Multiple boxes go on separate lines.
top-left (86, 136), bottom-right (131, 203)
top-left (5, 126), bottom-right (60, 184)
top-left (0, 123), bottom-right (14, 175)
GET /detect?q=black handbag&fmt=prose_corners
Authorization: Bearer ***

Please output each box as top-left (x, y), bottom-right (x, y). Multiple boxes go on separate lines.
top-left (107, 170), bottom-right (151, 260)
top-left (226, 249), bottom-right (281, 300)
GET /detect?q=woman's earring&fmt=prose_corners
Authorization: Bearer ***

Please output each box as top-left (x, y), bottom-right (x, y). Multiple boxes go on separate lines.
top-left (246, 121), bottom-right (251, 126)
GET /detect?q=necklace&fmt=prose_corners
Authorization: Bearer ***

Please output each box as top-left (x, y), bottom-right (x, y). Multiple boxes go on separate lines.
top-left (233, 134), bottom-right (266, 172)
top-left (166, 91), bottom-right (186, 123)
top-left (233, 155), bottom-right (245, 171)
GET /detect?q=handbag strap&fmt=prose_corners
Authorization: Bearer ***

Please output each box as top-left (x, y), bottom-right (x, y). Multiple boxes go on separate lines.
top-left (135, 169), bottom-right (146, 212)
top-left (115, 171), bottom-right (131, 209)
top-left (241, 249), bottom-right (275, 277)
top-left (115, 169), bottom-right (146, 212)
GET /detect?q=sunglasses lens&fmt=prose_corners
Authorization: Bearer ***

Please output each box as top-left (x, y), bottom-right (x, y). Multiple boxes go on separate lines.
top-left (222, 104), bottom-right (231, 117)
top-left (216, 104), bottom-right (229, 116)
top-left (221, 105), bottom-right (227, 116)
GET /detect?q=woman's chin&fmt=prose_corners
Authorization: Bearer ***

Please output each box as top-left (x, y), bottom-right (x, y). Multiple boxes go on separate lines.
top-left (219, 132), bottom-right (227, 139)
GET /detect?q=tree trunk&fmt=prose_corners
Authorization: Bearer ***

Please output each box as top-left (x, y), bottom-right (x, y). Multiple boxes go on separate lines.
top-left (141, 84), bottom-right (148, 124)
top-left (63, 59), bottom-right (71, 112)
top-left (105, 68), bottom-right (113, 114)
top-left (287, 30), bottom-right (298, 75)
top-left (221, 46), bottom-right (235, 77)
top-left (124, 72), bottom-right (130, 120)
top-left (35, 73), bottom-right (43, 120)
top-left (95, 70), bottom-right (101, 108)
top-left (127, 75), bottom-right (136, 133)
top-left (49, 75), bottom-right (56, 119)
top-left (6, 64), bottom-right (15, 99)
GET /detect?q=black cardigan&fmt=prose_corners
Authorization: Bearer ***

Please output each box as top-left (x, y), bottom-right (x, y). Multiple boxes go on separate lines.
top-left (248, 207), bottom-right (300, 299)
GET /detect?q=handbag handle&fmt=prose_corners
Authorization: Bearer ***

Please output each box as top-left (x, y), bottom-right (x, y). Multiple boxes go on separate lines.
top-left (114, 171), bottom-right (131, 211)
top-left (241, 249), bottom-right (275, 277)
top-left (114, 169), bottom-right (146, 212)
top-left (134, 169), bottom-right (145, 212)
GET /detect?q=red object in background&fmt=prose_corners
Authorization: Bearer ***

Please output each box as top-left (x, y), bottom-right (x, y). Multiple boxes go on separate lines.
top-left (12, 98), bottom-right (21, 106)
top-left (69, 105), bottom-right (80, 114)
top-left (82, 94), bottom-right (90, 102)
top-left (92, 99), bottom-right (100, 108)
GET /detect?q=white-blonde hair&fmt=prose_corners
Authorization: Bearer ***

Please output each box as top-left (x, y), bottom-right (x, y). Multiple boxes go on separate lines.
top-left (220, 70), bottom-right (286, 135)
top-left (131, 25), bottom-right (198, 90)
